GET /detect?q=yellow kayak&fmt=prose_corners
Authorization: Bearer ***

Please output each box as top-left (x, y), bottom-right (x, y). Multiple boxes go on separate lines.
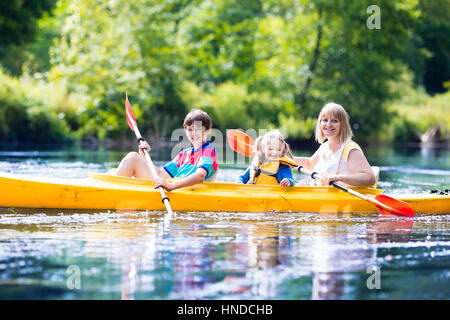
top-left (0, 172), bottom-right (448, 214)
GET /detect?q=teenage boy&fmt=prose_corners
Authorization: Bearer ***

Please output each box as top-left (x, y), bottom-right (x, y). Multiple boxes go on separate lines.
top-left (113, 109), bottom-right (218, 191)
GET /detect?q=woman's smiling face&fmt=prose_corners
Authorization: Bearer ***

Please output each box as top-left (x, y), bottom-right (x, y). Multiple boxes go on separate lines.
top-left (320, 112), bottom-right (341, 139)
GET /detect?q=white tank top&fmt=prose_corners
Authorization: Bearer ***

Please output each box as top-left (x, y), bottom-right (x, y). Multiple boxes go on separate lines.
top-left (303, 140), bottom-right (361, 186)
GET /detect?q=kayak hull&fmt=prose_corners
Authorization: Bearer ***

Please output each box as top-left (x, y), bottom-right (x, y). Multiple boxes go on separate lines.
top-left (0, 172), bottom-right (448, 214)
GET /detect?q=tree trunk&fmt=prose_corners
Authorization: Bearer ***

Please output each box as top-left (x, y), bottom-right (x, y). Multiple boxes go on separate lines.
top-left (299, 17), bottom-right (323, 110)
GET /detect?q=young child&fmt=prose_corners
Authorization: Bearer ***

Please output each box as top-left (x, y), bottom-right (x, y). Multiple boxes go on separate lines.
top-left (237, 130), bottom-right (296, 186)
top-left (112, 108), bottom-right (218, 191)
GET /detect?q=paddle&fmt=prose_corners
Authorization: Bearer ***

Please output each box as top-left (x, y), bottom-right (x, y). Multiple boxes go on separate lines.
top-left (125, 93), bottom-right (174, 215)
top-left (227, 129), bottom-right (415, 217)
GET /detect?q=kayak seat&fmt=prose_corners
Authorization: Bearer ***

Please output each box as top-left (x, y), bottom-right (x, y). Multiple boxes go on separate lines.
top-left (371, 166), bottom-right (380, 188)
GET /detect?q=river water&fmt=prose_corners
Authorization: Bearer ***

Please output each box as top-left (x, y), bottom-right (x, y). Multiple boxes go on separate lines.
top-left (0, 144), bottom-right (449, 299)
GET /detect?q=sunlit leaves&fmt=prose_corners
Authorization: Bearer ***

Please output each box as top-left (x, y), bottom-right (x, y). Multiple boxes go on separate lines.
top-left (45, 0), bottom-right (423, 141)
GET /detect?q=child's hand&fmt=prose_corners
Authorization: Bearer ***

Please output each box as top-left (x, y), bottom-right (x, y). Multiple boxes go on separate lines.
top-left (154, 178), bottom-right (174, 191)
top-left (279, 178), bottom-right (291, 187)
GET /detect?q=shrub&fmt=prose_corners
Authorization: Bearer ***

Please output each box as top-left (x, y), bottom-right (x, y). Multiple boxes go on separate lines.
top-left (0, 70), bottom-right (76, 144)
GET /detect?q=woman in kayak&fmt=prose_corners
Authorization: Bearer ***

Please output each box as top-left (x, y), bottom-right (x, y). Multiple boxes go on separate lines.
top-left (111, 108), bottom-right (218, 191)
top-left (294, 103), bottom-right (376, 187)
top-left (237, 130), bottom-right (297, 186)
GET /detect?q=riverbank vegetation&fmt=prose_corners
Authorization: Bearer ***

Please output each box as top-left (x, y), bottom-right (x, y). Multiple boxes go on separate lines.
top-left (0, 0), bottom-right (448, 145)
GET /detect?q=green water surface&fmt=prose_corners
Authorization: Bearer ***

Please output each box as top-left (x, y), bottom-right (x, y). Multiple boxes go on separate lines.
top-left (0, 144), bottom-right (449, 299)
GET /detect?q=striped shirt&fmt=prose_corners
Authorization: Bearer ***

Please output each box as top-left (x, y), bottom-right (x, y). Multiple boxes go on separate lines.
top-left (163, 142), bottom-right (218, 181)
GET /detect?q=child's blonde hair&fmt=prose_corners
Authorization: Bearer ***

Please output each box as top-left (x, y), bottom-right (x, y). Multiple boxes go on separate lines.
top-left (255, 130), bottom-right (294, 159)
top-left (315, 102), bottom-right (353, 144)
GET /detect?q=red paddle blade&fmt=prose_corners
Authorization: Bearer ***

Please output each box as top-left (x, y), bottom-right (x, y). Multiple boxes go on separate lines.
top-left (227, 130), bottom-right (255, 157)
top-left (125, 92), bottom-right (136, 131)
top-left (374, 194), bottom-right (415, 217)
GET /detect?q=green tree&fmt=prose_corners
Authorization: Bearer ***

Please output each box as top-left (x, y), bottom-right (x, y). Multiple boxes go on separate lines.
top-left (418, 0), bottom-right (450, 94)
top-left (0, 0), bottom-right (57, 74)
top-left (0, 70), bottom-right (73, 143)
top-left (47, 0), bottom-right (424, 143)
top-left (401, 0), bottom-right (450, 94)
top-left (292, 0), bottom-right (419, 140)
top-left (50, 0), bottom-right (191, 139)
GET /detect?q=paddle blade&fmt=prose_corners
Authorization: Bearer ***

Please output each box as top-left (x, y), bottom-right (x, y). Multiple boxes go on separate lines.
top-left (125, 92), bottom-right (137, 131)
top-left (227, 130), bottom-right (255, 157)
top-left (374, 194), bottom-right (415, 217)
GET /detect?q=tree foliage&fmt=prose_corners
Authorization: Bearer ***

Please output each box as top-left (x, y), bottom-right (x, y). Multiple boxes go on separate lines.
top-left (0, 0), bottom-right (57, 75)
top-left (0, 70), bottom-right (74, 143)
top-left (401, 0), bottom-right (450, 94)
top-left (0, 0), bottom-right (448, 143)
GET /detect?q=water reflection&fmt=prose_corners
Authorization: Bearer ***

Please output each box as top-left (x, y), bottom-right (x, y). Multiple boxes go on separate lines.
top-left (0, 209), bottom-right (449, 299)
top-left (368, 216), bottom-right (414, 243)
top-left (309, 214), bottom-right (415, 299)
top-left (0, 143), bottom-right (449, 299)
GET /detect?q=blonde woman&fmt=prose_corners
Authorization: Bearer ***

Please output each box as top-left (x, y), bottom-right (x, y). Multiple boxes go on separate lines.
top-left (295, 103), bottom-right (376, 187)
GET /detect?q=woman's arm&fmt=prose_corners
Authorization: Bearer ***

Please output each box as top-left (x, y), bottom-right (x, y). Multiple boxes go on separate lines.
top-left (154, 168), bottom-right (207, 191)
top-left (321, 149), bottom-right (376, 187)
top-left (294, 149), bottom-right (320, 171)
top-left (293, 157), bottom-right (311, 170)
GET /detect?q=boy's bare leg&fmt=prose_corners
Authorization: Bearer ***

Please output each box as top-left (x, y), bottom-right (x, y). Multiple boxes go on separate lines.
top-left (113, 152), bottom-right (154, 179)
